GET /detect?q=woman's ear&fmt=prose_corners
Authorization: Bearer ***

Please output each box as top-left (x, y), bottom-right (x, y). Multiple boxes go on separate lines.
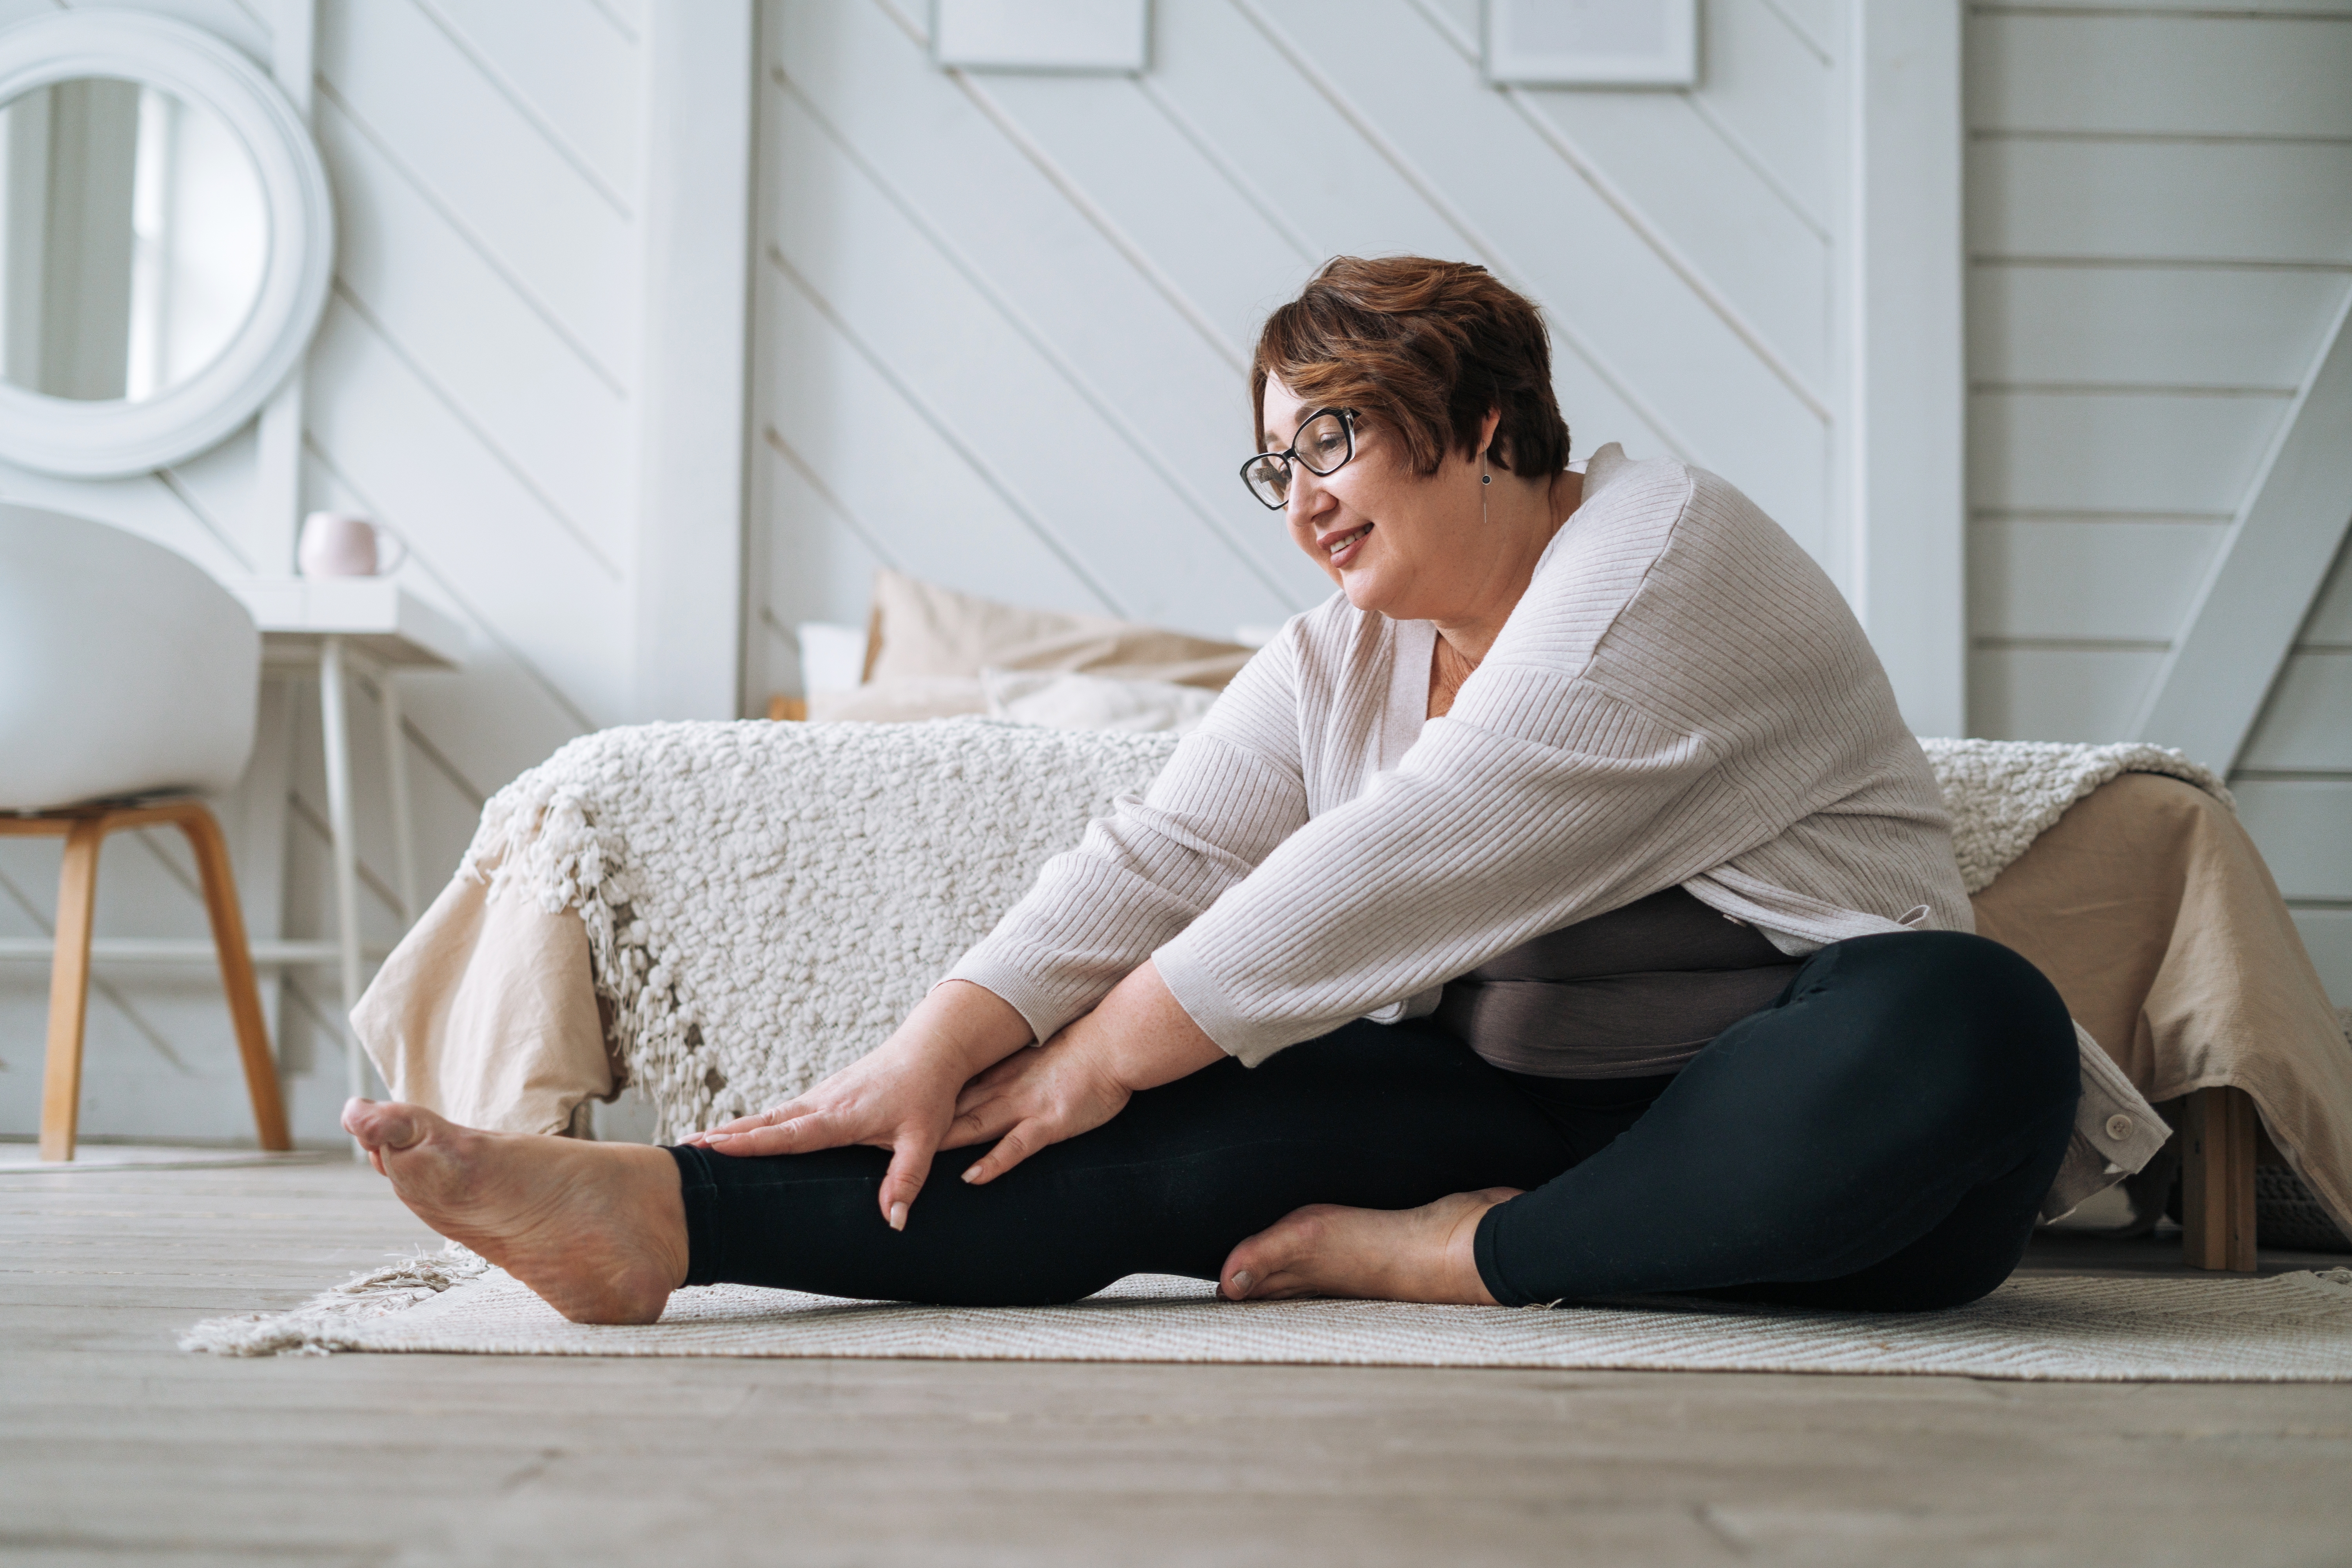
top-left (1477, 407), bottom-right (1504, 468)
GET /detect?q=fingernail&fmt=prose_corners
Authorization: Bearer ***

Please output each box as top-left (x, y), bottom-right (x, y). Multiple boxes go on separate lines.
top-left (960, 1167), bottom-right (980, 1183)
top-left (1231, 1270), bottom-right (1254, 1294)
top-left (889, 1202), bottom-right (907, 1232)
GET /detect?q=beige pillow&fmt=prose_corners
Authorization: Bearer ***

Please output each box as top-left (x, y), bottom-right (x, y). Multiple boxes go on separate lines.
top-left (980, 667), bottom-right (1221, 735)
top-left (864, 567), bottom-right (1257, 690)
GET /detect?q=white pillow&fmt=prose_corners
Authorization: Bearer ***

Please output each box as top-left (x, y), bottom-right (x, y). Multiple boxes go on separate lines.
top-left (980, 667), bottom-right (1220, 735)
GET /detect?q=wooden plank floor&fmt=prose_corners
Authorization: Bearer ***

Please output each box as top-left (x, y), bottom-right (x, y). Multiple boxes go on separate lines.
top-left (5, 1161), bottom-right (2351, 1567)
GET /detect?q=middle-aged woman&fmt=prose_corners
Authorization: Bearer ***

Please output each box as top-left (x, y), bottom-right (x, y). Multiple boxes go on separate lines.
top-left (345, 256), bottom-right (2101, 1326)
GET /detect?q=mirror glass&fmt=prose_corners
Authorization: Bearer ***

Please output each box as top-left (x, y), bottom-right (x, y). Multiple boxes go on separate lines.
top-left (0, 77), bottom-right (268, 403)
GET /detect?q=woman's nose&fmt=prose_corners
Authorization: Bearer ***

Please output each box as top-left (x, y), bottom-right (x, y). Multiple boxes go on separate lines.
top-left (1287, 467), bottom-right (1330, 522)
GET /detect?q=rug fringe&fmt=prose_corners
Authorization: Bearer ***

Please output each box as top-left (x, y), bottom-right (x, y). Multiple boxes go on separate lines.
top-left (179, 1241), bottom-right (488, 1357)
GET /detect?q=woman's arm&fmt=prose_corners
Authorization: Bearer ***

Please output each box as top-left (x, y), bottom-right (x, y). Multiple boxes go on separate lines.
top-left (940, 628), bottom-right (1312, 1045)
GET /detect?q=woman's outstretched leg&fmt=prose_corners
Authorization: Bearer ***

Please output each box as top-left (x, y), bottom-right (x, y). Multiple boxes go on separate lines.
top-left (343, 1099), bottom-right (690, 1324)
top-left (670, 1023), bottom-right (1571, 1307)
top-left (352, 1023), bottom-right (1572, 1316)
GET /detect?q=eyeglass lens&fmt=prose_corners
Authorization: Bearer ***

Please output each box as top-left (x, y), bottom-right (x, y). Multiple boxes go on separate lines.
top-left (1242, 411), bottom-right (1351, 509)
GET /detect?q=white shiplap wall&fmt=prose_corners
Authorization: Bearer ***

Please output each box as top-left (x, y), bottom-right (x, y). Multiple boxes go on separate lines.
top-left (747, 0), bottom-right (1854, 691)
top-left (1964, 0), bottom-right (2352, 1002)
top-left (0, 0), bottom-right (681, 1143)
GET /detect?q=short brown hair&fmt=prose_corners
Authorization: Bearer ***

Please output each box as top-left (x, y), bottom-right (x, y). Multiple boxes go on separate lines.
top-left (1251, 256), bottom-right (1570, 478)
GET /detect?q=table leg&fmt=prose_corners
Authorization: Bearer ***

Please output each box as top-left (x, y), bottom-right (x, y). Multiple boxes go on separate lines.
top-left (374, 660), bottom-right (420, 925)
top-left (319, 635), bottom-right (368, 1154)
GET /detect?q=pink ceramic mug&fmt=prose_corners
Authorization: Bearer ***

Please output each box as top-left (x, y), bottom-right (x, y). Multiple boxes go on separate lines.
top-left (298, 512), bottom-right (408, 577)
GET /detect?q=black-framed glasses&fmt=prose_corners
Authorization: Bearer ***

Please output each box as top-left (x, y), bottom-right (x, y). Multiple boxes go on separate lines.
top-left (1239, 407), bottom-right (1357, 510)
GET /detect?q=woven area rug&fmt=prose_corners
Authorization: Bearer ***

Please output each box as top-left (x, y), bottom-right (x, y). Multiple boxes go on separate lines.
top-left (185, 1249), bottom-right (2352, 1382)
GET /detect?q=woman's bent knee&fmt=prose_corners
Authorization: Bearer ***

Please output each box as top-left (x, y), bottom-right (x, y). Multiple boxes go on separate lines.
top-left (1814, 931), bottom-right (2078, 1114)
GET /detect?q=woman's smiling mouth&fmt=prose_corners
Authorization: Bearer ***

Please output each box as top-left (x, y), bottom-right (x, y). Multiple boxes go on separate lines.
top-left (1322, 523), bottom-right (1372, 567)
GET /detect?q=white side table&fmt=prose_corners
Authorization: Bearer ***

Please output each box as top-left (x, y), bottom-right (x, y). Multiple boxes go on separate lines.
top-left (225, 577), bottom-right (464, 1107)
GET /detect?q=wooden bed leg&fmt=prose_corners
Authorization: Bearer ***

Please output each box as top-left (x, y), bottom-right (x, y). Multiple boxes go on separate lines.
top-left (2183, 1086), bottom-right (2259, 1272)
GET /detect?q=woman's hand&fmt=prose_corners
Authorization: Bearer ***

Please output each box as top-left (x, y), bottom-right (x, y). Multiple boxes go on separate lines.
top-left (685, 980), bottom-right (1030, 1230)
top-left (948, 960), bottom-right (1227, 1186)
top-left (946, 1030), bottom-right (1133, 1185)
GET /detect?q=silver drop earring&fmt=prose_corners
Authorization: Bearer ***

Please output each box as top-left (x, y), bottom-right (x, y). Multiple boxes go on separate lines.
top-left (1480, 457), bottom-right (1491, 525)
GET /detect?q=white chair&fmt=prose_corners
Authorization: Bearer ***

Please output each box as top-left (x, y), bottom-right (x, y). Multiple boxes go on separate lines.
top-left (0, 505), bottom-right (288, 1160)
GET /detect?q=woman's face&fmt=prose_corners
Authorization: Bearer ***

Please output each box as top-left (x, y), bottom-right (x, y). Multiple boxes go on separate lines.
top-left (1259, 376), bottom-right (1492, 624)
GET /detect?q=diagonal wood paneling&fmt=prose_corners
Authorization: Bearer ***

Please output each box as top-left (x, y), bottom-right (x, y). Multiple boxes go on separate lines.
top-left (751, 0), bottom-right (1852, 701)
top-left (0, 0), bottom-right (651, 1142)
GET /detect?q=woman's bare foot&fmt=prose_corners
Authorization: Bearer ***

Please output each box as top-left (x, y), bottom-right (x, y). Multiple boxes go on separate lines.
top-left (342, 1098), bottom-right (690, 1325)
top-left (1218, 1188), bottom-right (1523, 1306)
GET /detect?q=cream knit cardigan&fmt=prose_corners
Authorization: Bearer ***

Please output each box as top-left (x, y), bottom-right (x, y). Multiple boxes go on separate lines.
top-left (950, 445), bottom-right (2164, 1207)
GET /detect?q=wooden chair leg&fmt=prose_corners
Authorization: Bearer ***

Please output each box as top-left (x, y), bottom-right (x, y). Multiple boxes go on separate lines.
top-left (39, 818), bottom-right (106, 1161)
top-left (168, 804), bottom-right (292, 1152)
top-left (2183, 1086), bottom-right (2259, 1272)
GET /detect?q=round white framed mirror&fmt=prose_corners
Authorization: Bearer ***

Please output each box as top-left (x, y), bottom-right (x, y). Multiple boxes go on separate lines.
top-left (0, 11), bottom-right (331, 477)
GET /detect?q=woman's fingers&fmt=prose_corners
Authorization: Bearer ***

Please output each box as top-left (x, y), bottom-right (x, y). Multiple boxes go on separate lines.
top-left (940, 1096), bottom-right (1013, 1150)
top-left (879, 1132), bottom-right (936, 1230)
top-left (688, 1100), bottom-right (813, 1145)
top-left (702, 1107), bottom-right (844, 1158)
top-left (959, 1118), bottom-right (1047, 1186)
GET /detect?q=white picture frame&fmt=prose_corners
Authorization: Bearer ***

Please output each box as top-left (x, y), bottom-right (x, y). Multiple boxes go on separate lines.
top-left (0, 11), bottom-right (333, 478)
top-left (933, 0), bottom-right (1150, 76)
top-left (1481, 0), bottom-right (1700, 89)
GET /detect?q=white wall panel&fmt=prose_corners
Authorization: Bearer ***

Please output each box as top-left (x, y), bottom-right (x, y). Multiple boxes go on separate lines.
top-left (1971, 142), bottom-right (2352, 266)
top-left (1133, 0), bottom-right (1673, 464)
top-left (303, 300), bottom-right (630, 728)
top-left (1967, 391), bottom-right (2287, 516)
top-left (2238, 782), bottom-right (2352, 901)
top-left (2023, 0), bottom-right (2352, 11)
top-left (1967, 2), bottom-right (2352, 1003)
top-left (1970, 269), bottom-right (2351, 392)
top-left (1968, 13), bottom-right (2352, 138)
top-left (0, 0), bottom-right (674, 1143)
top-left (315, 99), bottom-right (635, 568)
top-left (2242, 652), bottom-right (2352, 771)
top-left (1968, 520), bottom-right (2223, 643)
top-left (1515, 69), bottom-right (1833, 391)
top-left (1969, 646), bottom-right (2163, 744)
top-left (2306, 544), bottom-right (2352, 646)
top-left (316, 0), bottom-right (638, 382)
top-left (1691, 0), bottom-right (1837, 231)
top-left (2296, 913), bottom-right (2352, 1004)
top-left (750, 0), bottom-right (1854, 702)
top-left (420, 0), bottom-right (642, 201)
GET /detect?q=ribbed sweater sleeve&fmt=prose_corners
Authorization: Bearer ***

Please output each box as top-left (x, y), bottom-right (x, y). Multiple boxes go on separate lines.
top-left (942, 630), bottom-right (1313, 1043)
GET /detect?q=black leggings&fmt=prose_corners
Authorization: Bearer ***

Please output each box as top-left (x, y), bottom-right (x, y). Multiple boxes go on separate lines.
top-left (667, 932), bottom-right (2081, 1312)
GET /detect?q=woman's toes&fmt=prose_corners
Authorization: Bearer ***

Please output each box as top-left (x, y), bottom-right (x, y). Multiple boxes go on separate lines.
top-left (342, 1097), bottom-right (436, 1154)
top-left (1220, 1205), bottom-right (1339, 1299)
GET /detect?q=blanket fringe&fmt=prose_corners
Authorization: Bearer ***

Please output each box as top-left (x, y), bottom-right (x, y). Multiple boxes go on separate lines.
top-left (179, 1241), bottom-right (489, 1356)
top-left (462, 759), bottom-right (693, 1137)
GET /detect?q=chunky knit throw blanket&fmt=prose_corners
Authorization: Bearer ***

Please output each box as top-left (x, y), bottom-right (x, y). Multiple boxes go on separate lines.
top-left (462, 722), bottom-right (2226, 1142)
